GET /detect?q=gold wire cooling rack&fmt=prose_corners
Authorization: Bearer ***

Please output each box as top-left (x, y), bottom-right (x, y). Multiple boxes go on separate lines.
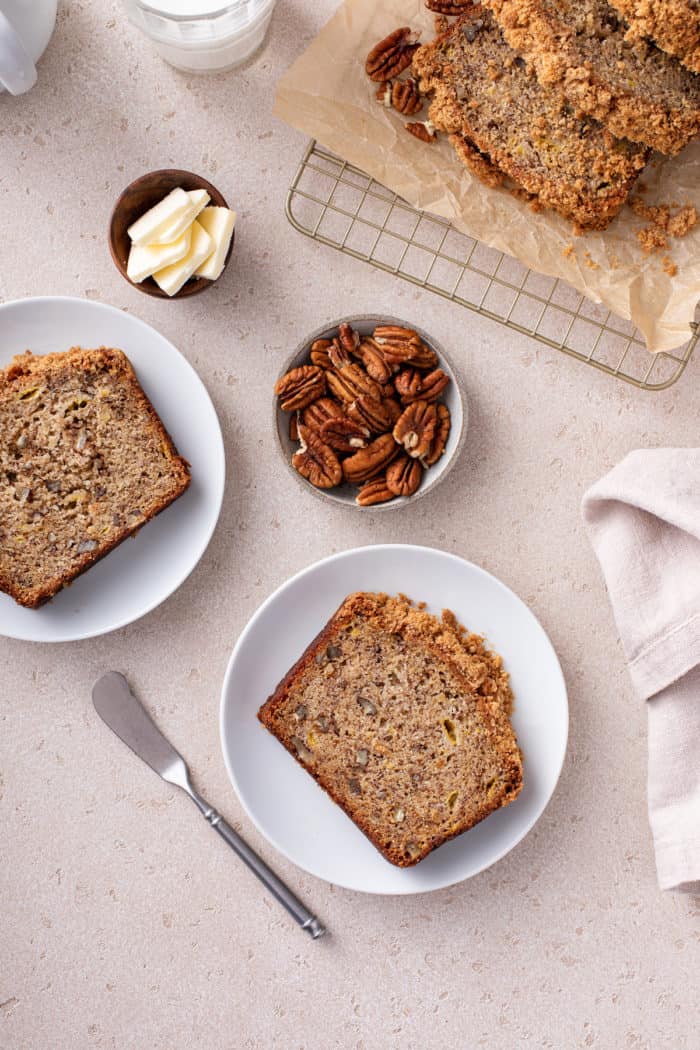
top-left (285, 141), bottom-right (698, 391)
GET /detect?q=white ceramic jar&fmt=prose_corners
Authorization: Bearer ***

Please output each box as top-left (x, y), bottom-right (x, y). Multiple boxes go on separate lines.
top-left (122, 0), bottom-right (277, 73)
top-left (0, 0), bottom-right (57, 94)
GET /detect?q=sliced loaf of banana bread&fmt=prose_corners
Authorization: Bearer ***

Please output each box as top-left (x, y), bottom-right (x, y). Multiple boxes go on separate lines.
top-left (0, 347), bottom-right (190, 607)
top-left (412, 9), bottom-right (648, 230)
top-left (483, 0), bottom-right (700, 153)
top-left (258, 592), bottom-right (523, 867)
top-left (610, 0), bottom-right (700, 74)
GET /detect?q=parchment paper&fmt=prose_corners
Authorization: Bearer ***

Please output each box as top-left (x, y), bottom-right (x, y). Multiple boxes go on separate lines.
top-left (274, 0), bottom-right (700, 352)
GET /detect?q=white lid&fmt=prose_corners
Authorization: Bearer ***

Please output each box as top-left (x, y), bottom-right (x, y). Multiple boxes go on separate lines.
top-left (0, 10), bottom-right (37, 95)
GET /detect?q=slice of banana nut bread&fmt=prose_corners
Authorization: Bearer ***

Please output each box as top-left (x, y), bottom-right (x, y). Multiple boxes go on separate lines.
top-left (610, 0), bottom-right (700, 75)
top-left (449, 133), bottom-right (543, 207)
top-left (412, 9), bottom-right (648, 230)
top-left (258, 592), bottom-right (523, 867)
top-left (483, 0), bottom-right (700, 154)
top-left (0, 347), bottom-right (190, 607)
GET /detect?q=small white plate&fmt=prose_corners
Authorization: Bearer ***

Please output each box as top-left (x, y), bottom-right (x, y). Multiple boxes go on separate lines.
top-left (220, 544), bottom-right (568, 895)
top-left (0, 296), bottom-right (225, 643)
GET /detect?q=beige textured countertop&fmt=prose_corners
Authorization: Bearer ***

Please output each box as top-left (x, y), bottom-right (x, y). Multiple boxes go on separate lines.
top-left (2, 3), bottom-right (699, 1048)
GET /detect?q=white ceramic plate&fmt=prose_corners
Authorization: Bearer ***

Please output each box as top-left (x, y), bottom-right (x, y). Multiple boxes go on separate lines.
top-left (0, 297), bottom-right (225, 643)
top-left (221, 544), bottom-right (568, 894)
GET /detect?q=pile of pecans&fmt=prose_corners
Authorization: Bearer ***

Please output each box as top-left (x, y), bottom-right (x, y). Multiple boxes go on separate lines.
top-left (365, 26), bottom-right (436, 144)
top-left (364, 4), bottom-right (477, 142)
top-left (275, 322), bottom-right (452, 507)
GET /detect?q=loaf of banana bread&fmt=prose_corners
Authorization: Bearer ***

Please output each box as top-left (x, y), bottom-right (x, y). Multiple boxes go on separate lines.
top-left (412, 9), bottom-right (648, 230)
top-left (483, 0), bottom-right (700, 153)
top-left (258, 592), bottom-right (523, 867)
top-left (610, 0), bottom-right (700, 75)
top-left (0, 347), bottom-right (190, 607)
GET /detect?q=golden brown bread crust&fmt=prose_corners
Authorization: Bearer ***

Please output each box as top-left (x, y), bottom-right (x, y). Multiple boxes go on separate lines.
top-left (413, 10), bottom-right (648, 230)
top-left (449, 133), bottom-right (543, 209)
top-left (483, 0), bottom-right (700, 154)
top-left (611, 0), bottom-right (700, 74)
top-left (0, 347), bottom-right (191, 608)
top-left (258, 592), bottom-right (523, 867)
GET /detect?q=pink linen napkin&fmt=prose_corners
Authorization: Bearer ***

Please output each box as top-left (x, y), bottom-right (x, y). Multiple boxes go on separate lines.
top-left (582, 448), bottom-right (700, 892)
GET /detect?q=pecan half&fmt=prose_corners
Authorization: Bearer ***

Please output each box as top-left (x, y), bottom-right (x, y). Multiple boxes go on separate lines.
top-left (373, 327), bottom-right (439, 369)
top-left (275, 365), bottom-right (326, 412)
top-left (338, 322), bottom-right (360, 355)
top-left (365, 27), bottom-right (421, 82)
top-left (382, 343), bottom-right (438, 370)
top-left (356, 478), bottom-right (395, 507)
top-left (343, 434), bottom-right (399, 484)
top-left (426, 0), bottom-right (478, 13)
top-left (328, 339), bottom-right (354, 370)
top-left (356, 338), bottom-right (394, 385)
top-left (405, 120), bottom-right (437, 143)
top-left (386, 454), bottom-right (423, 497)
top-left (395, 367), bottom-right (450, 403)
top-left (422, 403), bottom-right (451, 466)
top-left (310, 338), bottom-right (333, 369)
top-left (289, 413), bottom-right (299, 442)
top-left (376, 82), bottom-right (393, 107)
top-left (292, 425), bottom-right (342, 489)
top-left (302, 396), bottom-right (344, 432)
top-left (374, 324), bottom-right (422, 344)
top-left (392, 78), bottom-right (423, 116)
top-left (393, 401), bottom-right (437, 459)
top-left (394, 367), bottom-right (423, 403)
top-left (320, 417), bottom-right (370, 453)
top-left (347, 394), bottom-right (396, 434)
top-left (327, 363), bottom-right (383, 404)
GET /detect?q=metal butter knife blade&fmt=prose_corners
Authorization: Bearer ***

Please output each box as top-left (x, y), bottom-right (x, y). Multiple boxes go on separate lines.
top-left (92, 672), bottom-right (326, 940)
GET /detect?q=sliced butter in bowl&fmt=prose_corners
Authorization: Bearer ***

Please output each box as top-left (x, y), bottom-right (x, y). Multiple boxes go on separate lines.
top-left (153, 220), bottom-right (213, 297)
top-left (127, 226), bottom-right (192, 283)
top-left (153, 188), bottom-right (210, 245)
top-left (195, 207), bottom-right (237, 281)
top-left (127, 187), bottom-right (192, 246)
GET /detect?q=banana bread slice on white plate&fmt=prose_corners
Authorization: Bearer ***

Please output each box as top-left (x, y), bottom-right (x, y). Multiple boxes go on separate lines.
top-left (0, 346), bottom-right (190, 607)
top-left (258, 592), bottom-right (523, 867)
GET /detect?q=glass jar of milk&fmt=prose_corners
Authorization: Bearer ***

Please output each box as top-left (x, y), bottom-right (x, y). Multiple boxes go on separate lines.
top-left (122, 0), bottom-right (277, 73)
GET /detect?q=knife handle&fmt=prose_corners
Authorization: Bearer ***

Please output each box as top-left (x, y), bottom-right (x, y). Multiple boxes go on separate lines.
top-left (188, 787), bottom-right (326, 939)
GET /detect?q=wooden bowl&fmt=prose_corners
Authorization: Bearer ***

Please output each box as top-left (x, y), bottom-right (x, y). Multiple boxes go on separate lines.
top-left (108, 169), bottom-right (235, 299)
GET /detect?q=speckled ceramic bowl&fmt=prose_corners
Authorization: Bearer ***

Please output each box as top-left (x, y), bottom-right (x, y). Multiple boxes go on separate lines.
top-left (274, 315), bottom-right (468, 511)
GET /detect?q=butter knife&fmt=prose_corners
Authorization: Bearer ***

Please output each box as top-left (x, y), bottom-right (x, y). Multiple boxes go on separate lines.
top-left (92, 672), bottom-right (326, 940)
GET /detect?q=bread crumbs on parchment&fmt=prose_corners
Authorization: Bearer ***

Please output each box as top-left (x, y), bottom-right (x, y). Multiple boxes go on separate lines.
top-left (583, 250), bottom-right (599, 270)
top-left (630, 198), bottom-right (698, 255)
top-left (562, 243), bottom-right (574, 259)
top-left (662, 256), bottom-right (678, 277)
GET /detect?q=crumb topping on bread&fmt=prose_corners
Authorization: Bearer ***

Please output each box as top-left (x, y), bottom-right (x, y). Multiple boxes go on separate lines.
top-left (482, 0), bottom-right (700, 153)
top-left (611, 0), bottom-right (700, 75)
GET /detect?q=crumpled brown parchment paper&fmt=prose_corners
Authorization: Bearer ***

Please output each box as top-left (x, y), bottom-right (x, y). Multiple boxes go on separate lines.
top-left (274, 0), bottom-right (700, 352)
